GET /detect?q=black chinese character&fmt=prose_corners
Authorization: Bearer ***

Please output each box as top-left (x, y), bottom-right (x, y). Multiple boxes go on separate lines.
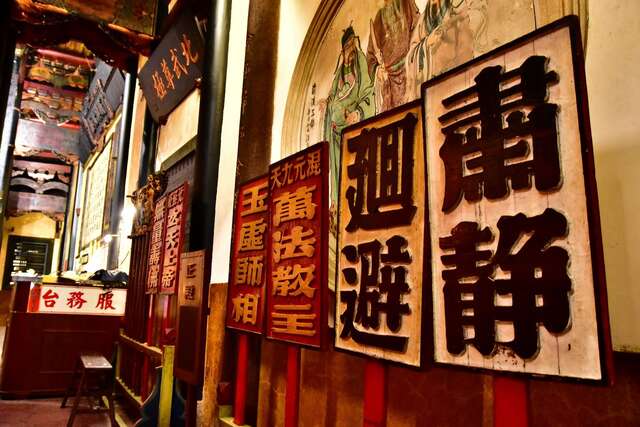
top-left (440, 209), bottom-right (571, 359)
top-left (439, 56), bottom-right (561, 212)
top-left (345, 113), bottom-right (417, 231)
top-left (340, 235), bottom-right (411, 351)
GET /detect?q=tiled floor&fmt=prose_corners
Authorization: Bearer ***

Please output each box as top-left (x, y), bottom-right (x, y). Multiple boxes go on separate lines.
top-left (0, 397), bottom-right (137, 426)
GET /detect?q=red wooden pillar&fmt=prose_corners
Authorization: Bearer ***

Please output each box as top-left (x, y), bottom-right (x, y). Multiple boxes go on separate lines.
top-left (234, 334), bottom-right (249, 425)
top-left (285, 345), bottom-right (300, 427)
top-left (493, 376), bottom-right (529, 427)
top-left (363, 360), bottom-right (387, 427)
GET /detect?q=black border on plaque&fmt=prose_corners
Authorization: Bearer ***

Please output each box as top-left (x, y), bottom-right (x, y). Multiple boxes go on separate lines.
top-left (333, 98), bottom-right (430, 370)
top-left (420, 15), bottom-right (613, 385)
top-left (263, 140), bottom-right (330, 350)
top-left (225, 172), bottom-right (270, 336)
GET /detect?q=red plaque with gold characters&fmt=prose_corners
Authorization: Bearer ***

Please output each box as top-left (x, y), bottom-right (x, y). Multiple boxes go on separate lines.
top-left (146, 194), bottom-right (167, 294)
top-left (265, 142), bottom-right (329, 348)
top-left (159, 183), bottom-right (189, 295)
top-left (226, 175), bottom-right (270, 334)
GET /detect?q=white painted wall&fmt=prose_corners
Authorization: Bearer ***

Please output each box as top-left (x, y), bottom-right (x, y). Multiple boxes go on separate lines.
top-left (209, 0), bottom-right (251, 283)
top-left (587, 0), bottom-right (640, 352)
top-left (271, 0), bottom-right (323, 163)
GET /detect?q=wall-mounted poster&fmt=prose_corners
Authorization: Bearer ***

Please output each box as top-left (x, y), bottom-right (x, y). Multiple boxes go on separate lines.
top-left (424, 17), bottom-right (611, 381)
top-left (226, 175), bottom-right (270, 334)
top-left (335, 101), bottom-right (426, 367)
top-left (80, 140), bottom-right (111, 247)
top-left (266, 142), bottom-right (329, 348)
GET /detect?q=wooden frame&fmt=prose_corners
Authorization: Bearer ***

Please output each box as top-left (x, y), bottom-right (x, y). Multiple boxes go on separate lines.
top-left (421, 15), bottom-right (613, 383)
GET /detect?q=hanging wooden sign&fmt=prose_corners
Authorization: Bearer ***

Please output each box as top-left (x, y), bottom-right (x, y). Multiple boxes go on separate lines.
top-left (226, 175), bottom-right (270, 334)
top-left (423, 16), bottom-right (612, 381)
top-left (265, 142), bottom-right (329, 348)
top-left (146, 193), bottom-right (167, 294)
top-left (138, 10), bottom-right (205, 122)
top-left (335, 101), bottom-right (426, 368)
top-left (146, 182), bottom-right (189, 294)
top-left (159, 183), bottom-right (189, 295)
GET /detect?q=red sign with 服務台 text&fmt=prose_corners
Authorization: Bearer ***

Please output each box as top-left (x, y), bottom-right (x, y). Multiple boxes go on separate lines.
top-left (265, 142), bottom-right (328, 348)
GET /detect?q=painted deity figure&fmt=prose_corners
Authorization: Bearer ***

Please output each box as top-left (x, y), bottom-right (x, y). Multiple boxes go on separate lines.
top-left (366, 0), bottom-right (420, 112)
top-left (405, 0), bottom-right (488, 100)
top-left (323, 26), bottom-right (376, 208)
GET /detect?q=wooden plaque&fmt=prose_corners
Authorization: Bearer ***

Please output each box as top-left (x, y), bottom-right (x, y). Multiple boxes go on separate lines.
top-left (226, 175), bottom-right (270, 334)
top-left (335, 101), bottom-right (426, 367)
top-left (159, 183), bottom-right (189, 295)
top-left (265, 142), bottom-right (329, 348)
top-left (423, 16), bottom-right (612, 381)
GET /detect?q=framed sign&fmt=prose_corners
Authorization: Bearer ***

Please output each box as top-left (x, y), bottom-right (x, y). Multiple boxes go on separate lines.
top-left (80, 140), bottom-right (111, 247)
top-left (265, 142), bottom-right (329, 348)
top-left (335, 101), bottom-right (426, 368)
top-left (175, 250), bottom-right (207, 384)
top-left (423, 16), bottom-right (612, 381)
top-left (139, 11), bottom-right (205, 122)
top-left (226, 175), bottom-right (270, 334)
top-left (146, 193), bottom-right (167, 294)
top-left (146, 183), bottom-right (189, 294)
top-left (29, 284), bottom-right (126, 316)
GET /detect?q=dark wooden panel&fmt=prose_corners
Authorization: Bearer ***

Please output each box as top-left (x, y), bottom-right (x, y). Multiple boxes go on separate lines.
top-left (0, 312), bottom-right (120, 397)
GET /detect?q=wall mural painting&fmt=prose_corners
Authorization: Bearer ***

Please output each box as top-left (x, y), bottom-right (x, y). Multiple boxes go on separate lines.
top-left (285, 0), bottom-right (586, 294)
top-left (290, 0), bottom-right (586, 203)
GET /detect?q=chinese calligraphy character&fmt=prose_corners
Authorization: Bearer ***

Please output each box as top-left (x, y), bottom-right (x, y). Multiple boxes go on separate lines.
top-left (272, 226), bottom-right (316, 263)
top-left (170, 47), bottom-right (188, 79)
top-left (271, 304), bottom-right (316, 336)
top-left (66, 291), bottom-right (87, 309)
top-left (241, 182), bottom-right (268, 216)
top-left (440, 208), bottom-right (570, 359)
top-left (307, 149), bottom-right (322, 177)
top-left (96, 291), bottom-right (116, 310)
top-left (181, 33), bottom-right (200, 65)
top-left (438, 56), bottom-right (561, 212)
top-left (161, 58), bottom-right (175, 90)
top-left (238, 219), bottom-right (267, 251)
top-left (42, 289), bottom-right (59, 308)
top-left (272, 264), bottom-right (316, 298)
top-left (186, 262), bottom-right (197, 279)
top-left (184, 285), bottom-right (196, 301)
top-left (273, 185), bottom-right (316, 226)
top-left (345, 113), bottom-right (418, 231)
top-left (231, 293), bottom-right (259, 324)
top-left (152, 71), bottom-right (167, 100)
top-left (339, 235), bottom-right (411, 351)
top-left (236, 255), bottom-right (264, 286)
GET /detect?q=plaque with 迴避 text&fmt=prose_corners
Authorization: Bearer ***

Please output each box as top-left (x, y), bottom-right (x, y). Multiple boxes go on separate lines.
top-left (335, 101), bottom-right (427, 367)
top-left (226, 175), bottom-right (270, 334)
top-left (423, 17), bottom-right (612, 381)
top-left (266, 142), bottom-right (329, 348)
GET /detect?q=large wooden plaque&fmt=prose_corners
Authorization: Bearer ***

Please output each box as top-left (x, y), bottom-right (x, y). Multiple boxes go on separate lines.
top-left (423, 17), bottom-right (611, 381)
top-left (335, 101), bottom-right (426, 367)
top-left (226, 175), bottom-right (270, 334)
top-left (265, 142), bottom-right (329, 348)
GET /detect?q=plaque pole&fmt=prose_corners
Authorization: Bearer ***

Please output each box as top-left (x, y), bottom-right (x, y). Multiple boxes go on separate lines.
top-left (285, 345), bottom-right (300, 427)
top-left (363, 360), bottom-right (387, 427)
top-left (493, 376), bottom-right (529, 427)
top-left (233, 333), bottom-right (249, 425)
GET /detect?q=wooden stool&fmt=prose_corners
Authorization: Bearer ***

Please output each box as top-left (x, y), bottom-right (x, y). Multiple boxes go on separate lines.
top-left (61, 353), bottom-right (117, 427)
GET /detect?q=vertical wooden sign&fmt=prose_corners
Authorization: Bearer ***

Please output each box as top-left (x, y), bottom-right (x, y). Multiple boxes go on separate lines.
top-left (423, 16), bottom-right (611, 381)
top-left (159, 183), bottom-right (189, 295)
top-left (147, 195), bottom-right (167, 294)
top-left (335, 101), bottom-right (426, 368)
top-left (226, 175), bottom-right (270, 334)
top-left (175, 250), bottom-right (206, 384)
top-left (266, 142), bottom-right (329, 348)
